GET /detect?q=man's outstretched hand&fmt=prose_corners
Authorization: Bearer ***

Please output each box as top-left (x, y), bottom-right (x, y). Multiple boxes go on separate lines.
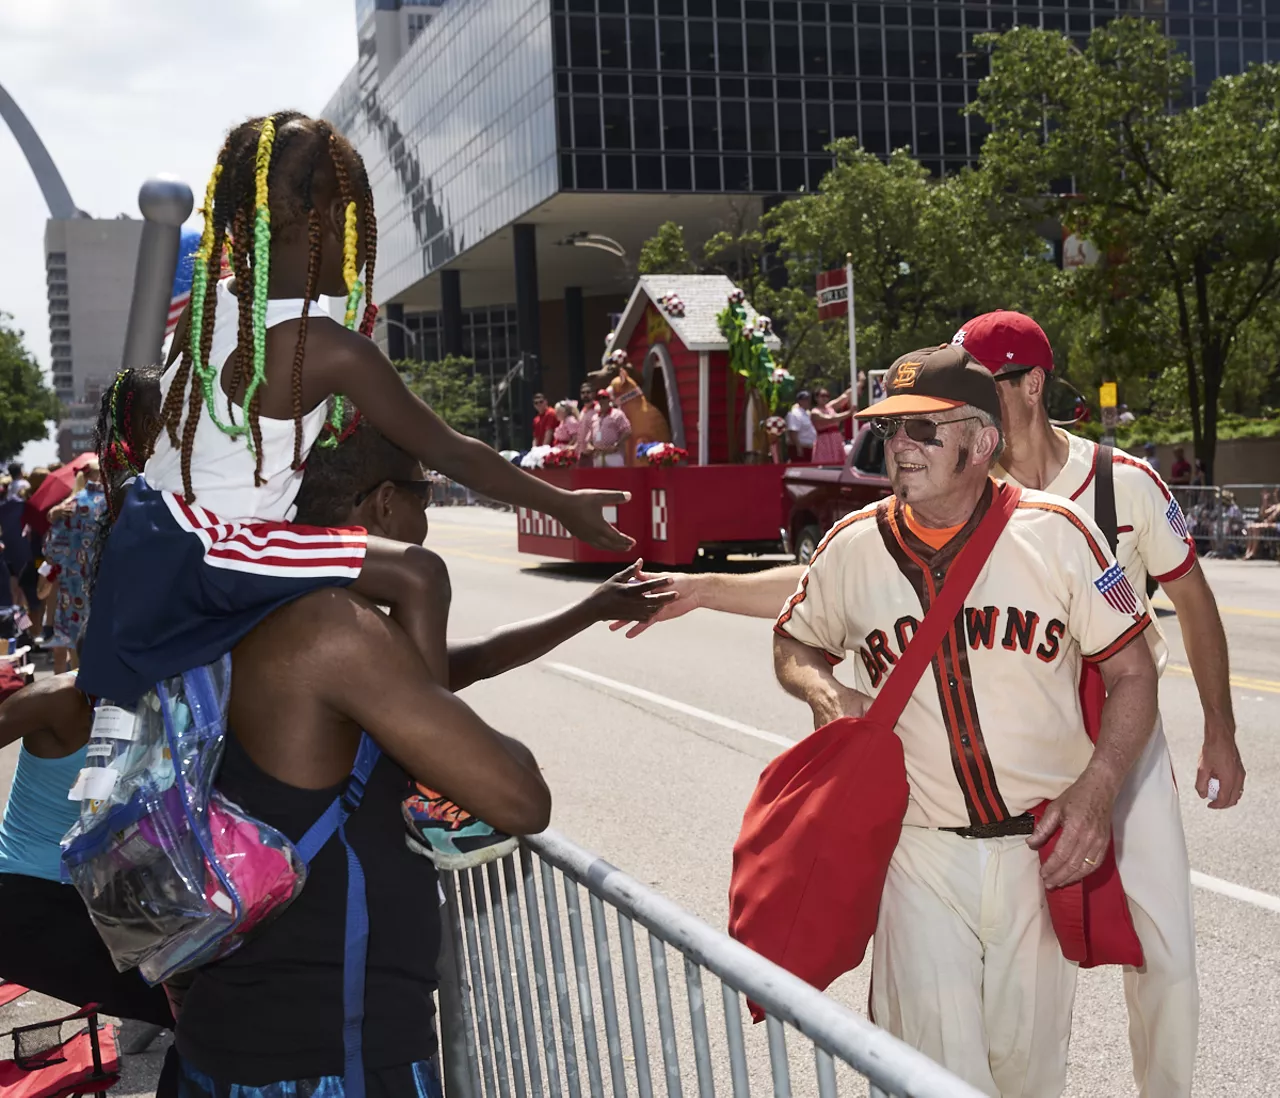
top-left (558, 489), bottom-right (635, 552)
top-left (608, 568), bottom-right (702, 637)
top-left (586, 561), bottom-right (677, 625)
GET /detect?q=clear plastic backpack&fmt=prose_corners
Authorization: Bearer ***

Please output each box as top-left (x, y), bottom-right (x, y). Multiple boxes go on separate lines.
top-left (60, 655), bottom-right (309, 984)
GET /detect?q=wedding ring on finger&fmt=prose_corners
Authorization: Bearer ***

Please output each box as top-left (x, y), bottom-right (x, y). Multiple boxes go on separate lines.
top-left (1082, 856), bottom-right (1098, 866)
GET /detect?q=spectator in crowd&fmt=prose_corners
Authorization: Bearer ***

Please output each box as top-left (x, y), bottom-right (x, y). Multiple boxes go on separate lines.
top-left (6, 463), bottom-right (29, 501)
top-left (784, 390), bottom-right (816, 462)
top-left (23, 468), bottom-right (50, 642)
top-left (531, 392), bottom-right (558, 448)
top-left (0, 490), bottom-right (34, 625)
top-left (592, 389), bottom-right (632, 468)
top-left (1243, 490), bottom-right (1280, 561)
top-left (576, 385), bottom-right (599, 463)
top-left (1118, 404), bottom-right (1136, 425)
top-left (42, 467), bottom-right (106, 674)
top-left (1170, 447), bottom-right (1192, 486)
top-left (553, 400), bottom-right (581, 448)
top-left (809, 386), bottom-right (853, 465)
top-left (1073, 395), bottom-right (1092, 423)
top-left (1142, 441), bottom-right (1160, 472)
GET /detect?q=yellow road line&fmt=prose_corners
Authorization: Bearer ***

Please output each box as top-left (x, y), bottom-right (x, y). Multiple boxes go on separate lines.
top-left (1152, 598), bottom-right (1280, 620)
top-left (433, 545), bottom-right (528, 567)
top-left (1166, 663), bottom-right (1280, 695)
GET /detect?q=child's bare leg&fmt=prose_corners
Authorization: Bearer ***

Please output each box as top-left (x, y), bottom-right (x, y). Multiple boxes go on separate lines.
top-left (350, 538), bottom-right (451, 686)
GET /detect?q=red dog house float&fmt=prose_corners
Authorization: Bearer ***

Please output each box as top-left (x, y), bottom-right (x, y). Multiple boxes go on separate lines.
top-left (517, 275), bottom-right (794, 566)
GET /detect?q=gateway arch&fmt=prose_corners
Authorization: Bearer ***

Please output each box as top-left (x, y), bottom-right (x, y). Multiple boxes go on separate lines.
top-left (0, 80), bottom-right (82, 219)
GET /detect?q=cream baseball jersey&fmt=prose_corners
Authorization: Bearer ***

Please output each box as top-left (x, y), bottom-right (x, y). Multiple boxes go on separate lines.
top-left (999, 429), bottom-right (1196, 674)
top-left (775, 481), bottom-right (1151, 829)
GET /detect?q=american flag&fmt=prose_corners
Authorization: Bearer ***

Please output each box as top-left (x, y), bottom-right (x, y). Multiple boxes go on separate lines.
top-left (165, 228), bottom-right (231, 338)
top-left (1095, 562), bottom-right (1140, 616)
top-left (1166, 497), bottom-right (1190, 539)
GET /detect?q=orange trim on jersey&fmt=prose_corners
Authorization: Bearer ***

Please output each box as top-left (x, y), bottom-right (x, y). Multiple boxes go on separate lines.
top-left (1112, 452), bottom-right (1173, 501)
top-left (942, 615), bottom-right (1006, 821)
top-left (1152, 545), bottom-right (1197, 585)
top-left (775, 509), bottom-right (877, 631)
top-left (1083, 614), bottom-right (1152, 664)
top-left (1016, 499), bottom-right (1110, 569)
top-left (885, 501), bottom-right (994, 825)
top-left (1070, 443), bottom-right (1100, 502)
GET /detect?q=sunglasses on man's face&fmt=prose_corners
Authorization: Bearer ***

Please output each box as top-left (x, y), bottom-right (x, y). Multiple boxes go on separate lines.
top-left (869, 415), bottom-right (984, 445)
top-left (354, 478), bottom-right (433, 506)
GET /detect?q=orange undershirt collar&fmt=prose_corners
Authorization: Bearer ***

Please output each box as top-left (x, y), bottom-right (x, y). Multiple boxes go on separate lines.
top-left (902, 505), bottom-right (965, 551)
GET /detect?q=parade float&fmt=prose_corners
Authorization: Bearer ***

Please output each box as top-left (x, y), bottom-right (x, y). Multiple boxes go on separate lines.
top-left (516, 275), bottom-right (802, 566)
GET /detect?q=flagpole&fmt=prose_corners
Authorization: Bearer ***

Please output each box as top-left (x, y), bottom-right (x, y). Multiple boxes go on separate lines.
top-left (845, 253), bottom-right (858, 412)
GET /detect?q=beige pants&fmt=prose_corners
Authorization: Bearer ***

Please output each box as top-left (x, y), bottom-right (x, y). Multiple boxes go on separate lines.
top-left (1113, 716), bottom-right (1198, 1098)
top-left (870, 826), bottom-right (1077, 1098)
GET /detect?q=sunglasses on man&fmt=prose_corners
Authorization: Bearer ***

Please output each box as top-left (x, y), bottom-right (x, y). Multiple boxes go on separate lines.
top-left (354, 478), bottom-right (434, 506)
top-left (869, 415), bottom-right (985, 446)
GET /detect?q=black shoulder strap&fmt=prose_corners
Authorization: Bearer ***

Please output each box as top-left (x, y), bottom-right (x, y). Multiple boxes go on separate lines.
top-left (1094, 444), bottom-right (1118, 555)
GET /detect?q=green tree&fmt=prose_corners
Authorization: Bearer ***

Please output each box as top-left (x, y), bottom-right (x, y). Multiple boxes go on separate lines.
top-left (0, 314), bottom-right (61, 462)
top-left (397, 355), bottom-right (487, 438)
top-left (763, 141), bottom-right (1051, 383)
top-left (636, 221), bottom-right (696, 275)
top-left (971, 18), bottom-right (1280, 476)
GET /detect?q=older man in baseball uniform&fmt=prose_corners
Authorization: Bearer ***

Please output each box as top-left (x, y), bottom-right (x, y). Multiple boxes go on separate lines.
top-left (953, 310), bottom-right (1245, 1098)
top-left (772, 345), bottom-right (1158, 1097)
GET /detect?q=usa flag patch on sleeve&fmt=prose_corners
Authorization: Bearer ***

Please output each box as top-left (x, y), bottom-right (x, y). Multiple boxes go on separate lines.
top-left (1166, 497), bottom-right (1190, 539)
top-left (1095, 562), bottom-right (1140, 615)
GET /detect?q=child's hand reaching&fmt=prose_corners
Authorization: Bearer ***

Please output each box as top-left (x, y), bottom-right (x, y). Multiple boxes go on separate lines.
top-left (559, 489), bottom-right (636, 552)
top-left (586, 561), bottom-right (677, 624)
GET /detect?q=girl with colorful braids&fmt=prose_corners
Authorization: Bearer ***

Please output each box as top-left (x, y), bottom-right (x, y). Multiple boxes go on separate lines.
top-left (79, 114), bottom-right (628, 708)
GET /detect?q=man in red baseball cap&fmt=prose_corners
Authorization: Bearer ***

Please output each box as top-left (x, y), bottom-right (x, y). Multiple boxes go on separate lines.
top-left (955, 310), bottom-right (1244, 1098)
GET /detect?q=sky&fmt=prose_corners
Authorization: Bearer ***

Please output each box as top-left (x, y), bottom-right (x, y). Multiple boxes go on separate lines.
top-left (0, 0), bottom-right (359, 466)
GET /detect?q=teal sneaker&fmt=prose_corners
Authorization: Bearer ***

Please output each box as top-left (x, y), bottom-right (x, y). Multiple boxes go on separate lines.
top-left (401, 785), bottom-right (518, 870)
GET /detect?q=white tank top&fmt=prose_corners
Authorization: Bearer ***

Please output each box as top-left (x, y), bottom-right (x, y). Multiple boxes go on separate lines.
top-left (146, 280), bottom-right (333, 522)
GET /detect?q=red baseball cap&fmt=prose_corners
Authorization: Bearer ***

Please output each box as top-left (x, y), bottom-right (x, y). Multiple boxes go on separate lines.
top-left (952, 311), bottom-right (1054, 375)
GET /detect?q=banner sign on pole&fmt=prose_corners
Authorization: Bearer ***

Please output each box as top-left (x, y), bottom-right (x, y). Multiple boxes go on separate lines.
top-left (816, 268), bottom-right (849, 320)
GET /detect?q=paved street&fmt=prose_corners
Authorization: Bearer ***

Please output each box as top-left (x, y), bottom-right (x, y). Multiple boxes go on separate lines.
top-left (3, 505), bottom-right (1278, 1096)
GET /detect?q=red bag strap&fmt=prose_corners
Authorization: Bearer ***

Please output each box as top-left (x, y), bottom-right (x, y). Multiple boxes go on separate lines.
top-left (866, 482), bottom-right (1022, 727)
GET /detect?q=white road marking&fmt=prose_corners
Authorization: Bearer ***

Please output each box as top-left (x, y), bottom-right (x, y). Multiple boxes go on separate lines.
top-left (549, 661), bottom-right (1280, 918)
top-left (1190, 871), bottom-right (1280, 915)
top-left (545, 662), bottom-right (798, 749)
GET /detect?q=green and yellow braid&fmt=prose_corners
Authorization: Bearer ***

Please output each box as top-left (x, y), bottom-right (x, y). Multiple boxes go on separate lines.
top-left (241, 115), bottom-right (277, 443)
top-left (185, 163), bottom-right (238, 435)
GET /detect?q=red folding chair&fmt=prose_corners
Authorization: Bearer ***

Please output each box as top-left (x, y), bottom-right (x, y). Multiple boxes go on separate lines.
top-left (0, 1004), bottom-right (119, 1098)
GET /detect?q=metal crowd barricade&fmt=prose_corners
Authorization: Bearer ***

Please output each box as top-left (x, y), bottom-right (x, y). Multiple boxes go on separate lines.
top-left (435, 831), bottom-right (983, 1098)
top-left (1218, 484), bottom-right (1280, 560)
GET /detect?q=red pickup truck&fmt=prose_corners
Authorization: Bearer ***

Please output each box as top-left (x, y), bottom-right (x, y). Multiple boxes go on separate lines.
top-left (782, 425), bottom-right (893, 563)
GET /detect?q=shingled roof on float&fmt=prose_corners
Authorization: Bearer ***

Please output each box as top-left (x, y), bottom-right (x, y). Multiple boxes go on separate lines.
top-left (602, 275), bottom-right (783, 357)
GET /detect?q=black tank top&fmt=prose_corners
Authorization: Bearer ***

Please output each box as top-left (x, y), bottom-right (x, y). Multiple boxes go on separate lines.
top-left (176, 734), bottom-right (441, 1083)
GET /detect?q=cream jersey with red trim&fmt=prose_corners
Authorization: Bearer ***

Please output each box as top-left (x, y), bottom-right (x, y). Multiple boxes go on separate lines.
top-left (998, 429), bottom-right (1196, 674)
top-left (775, 482), bottom-right (1151, 829)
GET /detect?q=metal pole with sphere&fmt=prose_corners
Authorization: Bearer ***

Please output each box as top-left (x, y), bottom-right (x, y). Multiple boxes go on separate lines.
top-left (121, 176), bottom-right (194, 371)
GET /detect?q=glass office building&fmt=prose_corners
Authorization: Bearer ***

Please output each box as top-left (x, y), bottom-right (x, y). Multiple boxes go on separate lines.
top-left (325, 0), bottom-right (1280, 436)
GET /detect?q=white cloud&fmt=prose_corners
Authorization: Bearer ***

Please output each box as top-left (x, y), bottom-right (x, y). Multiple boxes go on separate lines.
top-left (0, 0), bottom-right (358, 466)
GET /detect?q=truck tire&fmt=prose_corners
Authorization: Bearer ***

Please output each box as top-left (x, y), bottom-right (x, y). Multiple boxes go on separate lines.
top-left (795, 524), bottom-right (822, 565)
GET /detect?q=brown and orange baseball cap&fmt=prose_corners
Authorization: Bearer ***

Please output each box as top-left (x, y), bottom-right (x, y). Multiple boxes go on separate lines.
top-left (856, 344), bottom-right (1001, 421)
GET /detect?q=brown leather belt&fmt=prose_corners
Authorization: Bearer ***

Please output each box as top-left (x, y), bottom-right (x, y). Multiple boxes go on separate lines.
top-left (939, 813), bottom-right (1036, 840)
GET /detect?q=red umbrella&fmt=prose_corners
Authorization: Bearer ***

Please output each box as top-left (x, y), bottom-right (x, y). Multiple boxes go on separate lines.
top-left (23, 452), bottom-right (98, 537)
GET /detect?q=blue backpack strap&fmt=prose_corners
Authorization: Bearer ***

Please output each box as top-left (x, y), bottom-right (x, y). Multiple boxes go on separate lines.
top-left (295, 733), bottom-right (382, 864)
top-left (340, 820), bottom-right (370, 1098)
top-left (291, 732), bottom-right (381, 1098)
